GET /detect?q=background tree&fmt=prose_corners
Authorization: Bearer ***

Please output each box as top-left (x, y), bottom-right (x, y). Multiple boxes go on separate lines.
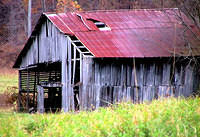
top-left (28, 0), bottom-right (32, 37)
top-left (56, 0), bottom-right (82, 12)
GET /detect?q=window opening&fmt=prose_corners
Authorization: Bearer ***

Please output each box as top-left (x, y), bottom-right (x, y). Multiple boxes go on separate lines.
top-left (87, 19), bottom-right (111, 31)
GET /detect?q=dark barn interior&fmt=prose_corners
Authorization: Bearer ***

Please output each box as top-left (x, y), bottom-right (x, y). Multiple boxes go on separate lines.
top-left (18, 62), bottom-right (62, 112)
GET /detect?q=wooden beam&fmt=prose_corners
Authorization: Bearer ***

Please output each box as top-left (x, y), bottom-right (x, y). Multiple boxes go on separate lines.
top-left (68, 39), bottom-right (74, 111)
top-left (62, 36), bottom-right (68, 112)
top-left (18, 70), bottom-right (22, 111)
top-left (72, 46), bottom-right (77, 85)
top-left (37, 85), bottom-right (44, 113)
top-left (133, 58), bottom-right (139, 103)
top-left (26, 69), bottom-right (30, 111)
top-left (72, 58), bottom-right (80, 61)
top-left (72, 40), bottom-right (80, 43)
top-left (33, 71), bottom-right (37, 107)
top-left (80, 53), bottom-right (83, 83)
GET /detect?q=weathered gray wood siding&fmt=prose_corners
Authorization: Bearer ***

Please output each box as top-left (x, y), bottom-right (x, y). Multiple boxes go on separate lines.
top-left (20, 19), bottom-right (63, 68)
top-left (62, 37), bottom-right (74, 112)
top-left (80, 58), bottom-right (199, 110)
top-left (18, 18), bottom-right (74, 112)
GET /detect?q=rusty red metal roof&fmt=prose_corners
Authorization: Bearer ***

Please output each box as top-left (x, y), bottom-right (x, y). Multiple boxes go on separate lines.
top-left (45, 9), bottom-right (200, 57)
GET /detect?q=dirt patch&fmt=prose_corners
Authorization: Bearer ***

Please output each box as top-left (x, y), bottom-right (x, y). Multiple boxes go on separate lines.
top-left (0, 93), bottom-right (14, 109)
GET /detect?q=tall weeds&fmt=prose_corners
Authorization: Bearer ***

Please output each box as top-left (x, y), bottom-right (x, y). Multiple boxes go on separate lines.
top-left (0, 97), bottom-right (200, 137)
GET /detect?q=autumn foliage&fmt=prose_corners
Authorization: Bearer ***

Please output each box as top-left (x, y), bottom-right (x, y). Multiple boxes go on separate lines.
top-left (56, 0), bottom-right (82, 13)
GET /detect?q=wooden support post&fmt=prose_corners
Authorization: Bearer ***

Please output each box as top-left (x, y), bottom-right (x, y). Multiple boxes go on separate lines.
top-left (72, 46), bottom-right (77, 85)
top-left (68, 41), bottom-right (74, 111)
top-left (18, 70), bottom-right (22, 111)
top-left (26, 69), bottom-right (30, 111)
top-left (79, 53), bottom-right (83, 109)
top-left (62, 36), bottom-right (68, 112)
top-left (80, 53), bottom-right (83, 83)
top-left (37, 85), bottom-right (44, 113)
top-left (133, 58), bottom-right (139, 103)
top-left (33, 71), bottom-right (37, 107)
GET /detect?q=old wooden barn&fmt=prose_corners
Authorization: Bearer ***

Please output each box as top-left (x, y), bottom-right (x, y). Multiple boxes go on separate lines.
top-left (13, 9), bottom-right (200, 112)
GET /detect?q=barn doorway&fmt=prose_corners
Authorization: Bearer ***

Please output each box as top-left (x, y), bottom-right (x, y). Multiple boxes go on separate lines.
top-left (18, 62), bottom-right (62, 113)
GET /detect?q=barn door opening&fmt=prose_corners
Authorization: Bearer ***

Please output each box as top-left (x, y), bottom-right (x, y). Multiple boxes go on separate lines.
top-left (37, 62), bottom-right (62, 113)
top-left (18, 62), bottom-right (62, 113)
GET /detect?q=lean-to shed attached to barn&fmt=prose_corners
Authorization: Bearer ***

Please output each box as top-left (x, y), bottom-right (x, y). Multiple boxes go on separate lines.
top-left (13, 9), bottom-right (200, 112)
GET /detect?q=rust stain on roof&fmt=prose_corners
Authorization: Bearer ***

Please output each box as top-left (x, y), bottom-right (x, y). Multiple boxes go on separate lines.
top-left (46, 9), bottom-right (200, 57)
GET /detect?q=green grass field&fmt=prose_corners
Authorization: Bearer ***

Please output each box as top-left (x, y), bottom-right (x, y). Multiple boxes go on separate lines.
top-left (0, 97), bottom-right (200, 137)
top-left (0, 73), bottom-right (18, 93)
top-left (0, 73), bottom-right (199, 136)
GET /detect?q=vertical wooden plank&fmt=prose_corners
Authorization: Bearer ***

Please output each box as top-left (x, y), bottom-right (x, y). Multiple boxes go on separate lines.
top-left (129, 86), bottom-right (134, 103)
top-left (61, 36), bottom-right (68, 112)
top-left (143, 86), bottom-right (154, 101)
top-left (99, 86), bottom-right (104, 106)
top-left (100, 63), bottom-right (106, 86)
top-left (105, 64), bottom-right (111, 86)
top-left (126, 64), bottom-right (132, 86)
top-left (18, 70), bottom-right (22, 111)
top-left (113, 86), bottom-right (117, 103)
top-left (137, 63), bottom-right (144, 87)
top-left (116, 64), bottom-right (121, 86)
top-left (91, 85), bottom-right (96, 109)
top-left (155, 63), bottom-right (163, 86)
top-left (192, 65), bottom-right (200, 93)
top-left (37, 85), bottom-right (44, 113)
top-left (133, 87), bottom-right (140, 103)
top-left (26, 69), bottom-right (30, 111)
top-left (111, 63), bottom-right (117, 86)
top-left (138, 86), bottom-right (143, 102)
top-left (18, 70), bottom-right (22, 92)
top-left (95, 85), bottom-right (101, 108)
top-left (80, 53), bottom-right (83, 83)
top-left (79, 53), bottom-right (83, 110)
top-left (81, 57), bottom-right (93, 110)
top-left (81, 57), bottom-right (86, 110)
top-left (94, 62), bottom-right (101, 108)
top-left (72, 46), bottom-right (76, 85)
top-left (162, 63), bottom-right (171, 86)
top-left (67, 38), bottom-right (74, 111)
top-left (33, 71), bottom-right (37, 107)
top-left (133, 59), bottom-right (140, 102)
top-left (143, 63), bottom-right (155, 86)
top-left (95, 62), bottom-right (100, 85)
top-left (174, 63), bottom-right (181, 86)
top-left (184, 64), bottom-right (194, 96)
top-left (121, 64), bottom-right (127, 87)
top-left (118, 86), bottom-right (123, 102)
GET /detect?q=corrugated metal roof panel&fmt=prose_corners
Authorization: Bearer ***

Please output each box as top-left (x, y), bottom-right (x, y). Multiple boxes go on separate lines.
top-left (42, 9), bottom-right (200, 57)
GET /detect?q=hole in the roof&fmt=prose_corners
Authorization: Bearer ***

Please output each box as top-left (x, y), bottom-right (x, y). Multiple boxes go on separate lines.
top-left (87, 19), bottom-right (111, 31)
top-left (70, 36), bottom-right (78, 40)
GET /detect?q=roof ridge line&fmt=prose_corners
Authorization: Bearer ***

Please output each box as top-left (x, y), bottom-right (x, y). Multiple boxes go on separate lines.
top-left (44, 8), bottom-right (179, 15)
top-left (76, 8), bottom-right (179, 13)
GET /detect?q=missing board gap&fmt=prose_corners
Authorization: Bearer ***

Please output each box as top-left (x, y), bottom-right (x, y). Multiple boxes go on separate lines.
top-left (79, 47), bottom-right (89, 52)
top-left (69, 35), bottom-right (78, 40)
top-left (87, 19), bottom-right (111, 31)
top-left (83, 53), bottom-right (93, 56)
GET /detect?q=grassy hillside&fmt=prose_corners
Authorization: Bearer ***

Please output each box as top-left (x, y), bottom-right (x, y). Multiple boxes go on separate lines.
top-left (0, 97), bottom-right (200, 137)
